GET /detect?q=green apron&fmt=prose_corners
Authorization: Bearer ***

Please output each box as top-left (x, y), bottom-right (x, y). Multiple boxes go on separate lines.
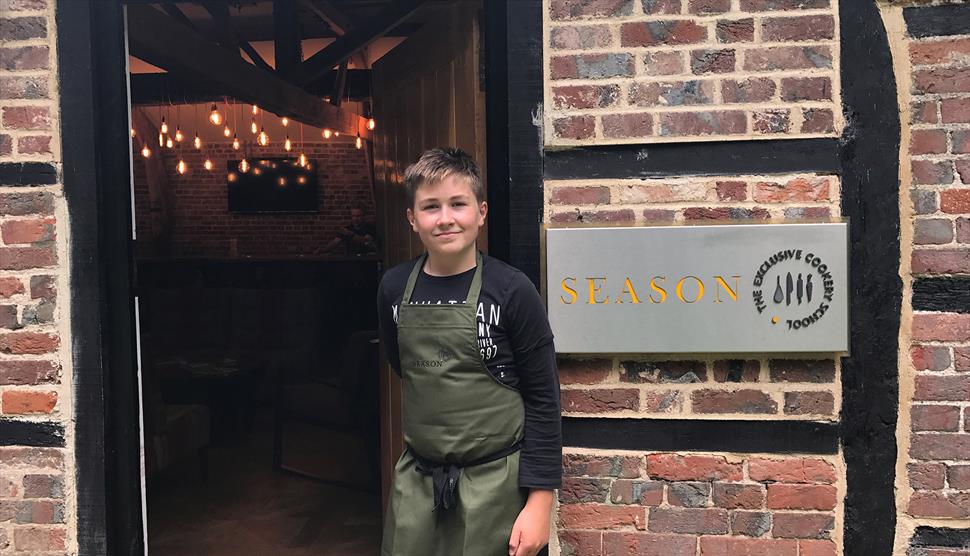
top-left (382, 252), bottom-right (527, 556)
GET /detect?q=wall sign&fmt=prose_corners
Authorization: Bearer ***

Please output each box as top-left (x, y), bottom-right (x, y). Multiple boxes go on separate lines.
top-left (545, 223), bottom-right (849, 353)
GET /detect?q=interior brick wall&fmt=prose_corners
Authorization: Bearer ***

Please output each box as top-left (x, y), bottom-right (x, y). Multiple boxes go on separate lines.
top-left (544, 0), bottom-right (843, 144)
top-left (132, 140), bottom-right (374, 258)
top-left (0, 0), bottom-right (71, 552)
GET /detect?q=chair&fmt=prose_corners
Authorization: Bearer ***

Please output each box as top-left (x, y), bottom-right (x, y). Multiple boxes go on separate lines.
top-left (272, 329), bottom-right (380, 490)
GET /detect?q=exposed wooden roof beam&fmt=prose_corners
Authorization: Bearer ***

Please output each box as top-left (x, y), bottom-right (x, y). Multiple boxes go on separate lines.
top-left (286, 0), bottom-right (427, 86)
top-left (273, 0), bottom-right (302, 75)
top-left (300, 0), bottom-right (368, 69)
top-left (330, 60), bottom-right (348, 107)
top-left (128, 71), bottom-right (372, 105)
top-left (200, 0), bottom-right (274, 73)
top-left (126, 5), bottom-right (369, 138)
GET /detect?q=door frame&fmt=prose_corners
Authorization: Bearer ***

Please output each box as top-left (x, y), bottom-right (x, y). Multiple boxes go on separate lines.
top-left (60, 1), bottom-right (534, 554)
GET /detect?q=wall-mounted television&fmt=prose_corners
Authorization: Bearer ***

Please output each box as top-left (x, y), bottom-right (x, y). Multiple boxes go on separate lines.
top-left (227, 157), bottom-right (319, 213)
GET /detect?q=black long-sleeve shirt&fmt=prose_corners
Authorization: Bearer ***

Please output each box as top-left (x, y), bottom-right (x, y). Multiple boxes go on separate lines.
top-left (377, 254), bottom-right (563, 490)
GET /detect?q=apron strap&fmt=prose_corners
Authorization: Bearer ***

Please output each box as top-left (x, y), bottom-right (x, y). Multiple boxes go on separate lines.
top-left (409, 438), bottom-right (523, 513)
top-left (401, 251), bottom-right (484, 307)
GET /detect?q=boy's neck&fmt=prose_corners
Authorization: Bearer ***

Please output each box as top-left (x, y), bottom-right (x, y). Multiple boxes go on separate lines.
top-left (424, 247), bottom-right (478, 277)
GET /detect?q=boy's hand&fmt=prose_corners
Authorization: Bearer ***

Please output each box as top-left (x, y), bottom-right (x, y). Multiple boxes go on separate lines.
top-left (508, 489), bottom-right (554, 556)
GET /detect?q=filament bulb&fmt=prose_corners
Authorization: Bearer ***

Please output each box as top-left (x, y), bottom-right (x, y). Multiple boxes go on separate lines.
top-left (251, 118), bottom-right (258, 134)
top-left (193, 135), bottom-right (202, 149)
top-left (177, 159), bottom-right (187, 175)
top-left (158, 132), bottom-right (164, 146)
top-left (278, 176), bottom-right (286, 186)
top-left (298, 153), bottom-right (307, 167)
top-left (322, 128), bottom-right (332, 139)
top-left (334, 131), bottom-right (340, 137)
top-left (209, 104), bottom-right (222, 125)
top-left (252, 105), bottom-right (259, 115)
top-left (166, 137), bottom-right (174, 148)
top-left (130, 127), bottom-right (136, 137)
top-left (258, 128), bottom-right (269, 146)
top-left (239, 158), bottom-right (250, 173)
top-left (367, 118), bottom-right (376, 131)
top-left (232, 135), bottom-right (240, 150)
top-left (141, 144), bottom-right (151, 158)
top-left (284, 136), bottom-right (292, 151)
top-left (175, 127), bottom-right (184, 142)
top-left (204, 158), bottom-right (213, 171)
top-left (281, 117), bottom-right (289, 127)
top-left (223, 125), bottom-right (231, 137)
top-left (160, 117), bottom-right (168, 134)
top-left (355, 136), bottom-right (362, 149)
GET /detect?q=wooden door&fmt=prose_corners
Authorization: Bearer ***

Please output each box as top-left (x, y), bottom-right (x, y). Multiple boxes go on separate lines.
top-left (371, 0), bottom-right (487, 507)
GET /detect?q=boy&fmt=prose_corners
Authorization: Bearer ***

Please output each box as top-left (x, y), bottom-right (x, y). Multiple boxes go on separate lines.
top-left (378, 148), bottom-right (562, 556)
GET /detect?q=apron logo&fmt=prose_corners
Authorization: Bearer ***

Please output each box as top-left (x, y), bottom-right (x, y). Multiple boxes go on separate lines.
top-left (437, 348), bottom-right (452, 363)
top-left (413, 348), bottom-right (452, 368)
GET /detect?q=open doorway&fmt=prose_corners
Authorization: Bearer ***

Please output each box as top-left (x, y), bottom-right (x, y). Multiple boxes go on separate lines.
top-left (122, 1), bottom-right (488, 554)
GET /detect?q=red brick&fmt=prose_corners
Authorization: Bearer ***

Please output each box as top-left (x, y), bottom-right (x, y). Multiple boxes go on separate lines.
top-left (754, 177), bottom-right (829, 203)
top-left (30, 275), bottom-right (54, 302)
top-left (562, 388), bottom-right (639, 413)
top-left (0, 134), bottom-right (10, 156)
top-left (564, 453), bottom-right (642, 478)
top-left (780, 77), bottom-right (832, 102)
top-left (957, 347), bottom-right (970, 371)
top-left (717, 18), bottom-right (755, 43)
top-left (802, 108), bottom-right (835, 133)
top-left (910, 129), bottom-right (948, 155)
top-left (762, 15), bottom-right (834, 41)
top-left (700, 537), bottom-right (798, 556)
top-left (1, 106), bottom-right (50, 131)
top-left (0, 0), bottom-right (48, 9)
top-left (744, 46), bottom-right (832, 72)
top-left (691, 49), bottom-right (736, 74)
top-left (771, 512), bottom-right (834, 539)
top-left (667, 481), bottom-right (711, 507)
top-left (915, 218), bottom-right (955, 244)
top-left (941, 189), bottom-right (970, 213)
top-left (912, 160), bottom-right (954, 185)
top-left (713, 360), bottom-right (761, 384)
top-left (912, 100), bottom-right (939, 124)
top-left (0, 192), bottom-right (54, 216)
top-left (22, 475), bottom-right (63, 499)
top-left (712, 483), bottom-right (765, 509)
top-left (730, 510), bottom-right (772, 537)
top-left (16, 135), bottom-right (52, 155)
top-left (558, 358), bottom-right (612, 384)
top-left (549, 0), bottom-right (635, 20)
top-left (767, 484), bottom-right (837, 510)
top-left (13, 527), bottom-right (66, 551)
top-left (659, 111), bottom-right (746, 136)
top-left (799, 540), bottom-right (838, 556)
top-left (768, 359), bottom-right (835, 383)
top-left (946, 465), bottom-right (970, 490)
top-left (0, 277), bottom-right (24, 298)
top-left (558, 529), bottom-right (601, 556)
top-left (958, 217), bottom-right (970, 243)
top-left (0, 360), bottom-right (58, 386)
top-left (940, 97), bottom-right (970, 124)
top-left (0, 304), bottom-right (17, 329)
top-left (683, 207), bottom-right (770, 220)
top-left (722, 78), bottom-right (776, 103)
top-left (910, 433), bottom-right (970, 461)
top-left (959, 160), bottom-right (970, 184)
top-left (640, 0), bottom-right (681, 14)
top-left (784, 391), bottom-right (835, 415)
top-left (753, 109), bottom-right (791, 134)
top-left (908, 462), bottom-right (946, 490)
top-left (912, 313), bottom-right (970, 342)
top-left (784, 206), bottom-right (832, 219)
top-left (715, 181), bottom-right (748, 202)
top-left (0, 16), bottom-right (46, 40)
top-left (602, 112), bottom-right (654, 138)
top-left (741, 0), bottom-right (829, 8)
top-left (551, 53), bottom-right (634, 79)
top-left (953, 130), bottom-right (970, 154)
top-left (749, 458), bottom-right (836, 484)
top-left (914, 68), bottom-right (970, 95)
top-left (1, 218), bottom-right (54, 244)
top-left (602, 531), bottom-right (696, 556)
top-left (909, 37), bottom-right (970, 65)
top-left (551, 186), bottom-right (610, 206)
top-left (0, 76), bottom-right (48, 100)
top-left (641, 51), bottom-right (684, 76)
top-left (1, 390), bottom-right (57, 414)
top-left (553, 116), bottom-right (595, 140)
top-left (560, 477), bottom-right (611, 503)
top-left (646, 454), bottom-right (743, 482)
top-left (648, 507), bottom-right (728, 534)
top-left (621, 21), bottom-right (707, 47)
top-left (907, 491), bottom-right (970, 518)
top-left (553, 84), bottom-right (620, 109)
top-left (0, 46), bottom-right (48, 70)
top-left (629, 80), bottom-right (715, 107)
top-left (610, 479), bottom-right (663, 505)
top-left (551, 208), bottom-right (635, 224)
top-left (641, 390), bottom-right (683, 413)
top-left (558, 503), bottom-right (645, 530)
top-left (915, 375), bottom-right (970, 402)
top-left (0, 246), bottom-right (55, 270)
top-left (689, 0), bottom-right (730, 13)
top-left (619, 360), bottom-right (707, 383)
top-left (642, 208), bottom-right (676, 221)
top-left (912, 249), bottom-right (970, 274)
top-left (0, 447), bottom-right (63, 469)
top-left (692, 389), bottom-right (777, 414)
top-left (550, 25), bottom-right (613, 49)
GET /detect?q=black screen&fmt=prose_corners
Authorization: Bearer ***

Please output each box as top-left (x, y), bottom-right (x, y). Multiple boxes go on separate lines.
top-left (227, 157), bottom-right (319, 213)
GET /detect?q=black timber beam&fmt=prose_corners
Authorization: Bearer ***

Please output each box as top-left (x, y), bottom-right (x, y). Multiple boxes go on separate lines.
top-left (128, 71), bottom-right (372, 105)
top-left (126, 5), bottom-right (370, 138)
top-left (273, 0), bottom-right (302, 75)
top-left (199, 1), bottom-right (273, 73)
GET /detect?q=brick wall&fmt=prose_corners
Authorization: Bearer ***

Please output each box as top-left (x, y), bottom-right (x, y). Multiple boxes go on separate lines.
top-left (0, 0), bottom-right (71, 553)
top-left (902, 27), bottom-right (970, 523)
top-left (544, 0), bottom-right (842, 144)
top-left (132, 140), bottom-right (374, 258)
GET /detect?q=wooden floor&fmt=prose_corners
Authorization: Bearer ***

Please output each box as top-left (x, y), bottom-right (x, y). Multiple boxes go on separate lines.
top-left (147, 411), bottom-right (382, 555)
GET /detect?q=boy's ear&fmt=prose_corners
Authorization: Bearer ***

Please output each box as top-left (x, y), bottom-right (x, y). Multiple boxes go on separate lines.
top-left (478, 200), bottom-right (488, 223)
top-left (406, 208), bottom-right (416, 231)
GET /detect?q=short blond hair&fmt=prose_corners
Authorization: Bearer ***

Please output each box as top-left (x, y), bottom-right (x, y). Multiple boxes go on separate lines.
top-left (403, 148), bottom-right (484, 207)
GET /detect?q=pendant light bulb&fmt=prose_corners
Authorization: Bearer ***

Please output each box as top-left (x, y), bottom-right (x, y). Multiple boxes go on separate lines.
top-left (298, 153), bottom-right (307, 167)
top-left (177, 159), bottom-right (187, 175)
top-left (160, 117), bottom-right (168, 134)
top-left (232, 135), bottom-right (240, 150)
top-left (258, 128), bottom-right (269, 146)
top-left (334, 131), bottom-right (340, 137)
top-left (141, 144), bottom-right (151, 158)
top-left (166, 137), bottom-right (174, 148)
top-left (322, 128), bottom-right (332, 139)
top-left (194, 135), bottom-right (202, 149)
top-left (130, 127), bottom-right (136, 138)
top-left (252, 105), bottom-right (259, 115)
top-left (278, 176), bottom-right (286, 186)
top-left (223, 125), bottom-right (231, 137)
top-left (355, 135), bottom-right (362, 150)
top-left (239, 158), bottom-right (250, 173)
top-left (284, 136), bottom-right (292, 151)
top-left (158, 132), bottom-right (164, 146)
top-left (281, 117), bottom-right (289, 127)
top-left (175, 127), bottom-right (184, 142)
top-left (204, 158), bottom-right (213, 171)
top-left (367, 118), bottom-right (376, 131)
top-left (208, 104), bottom-right (222, 126)
top-left (251, 118), bottom-right (258, 134)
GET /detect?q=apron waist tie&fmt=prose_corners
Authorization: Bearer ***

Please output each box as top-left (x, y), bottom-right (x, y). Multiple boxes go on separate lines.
top-left (409, 440), bottom-right (523, 512)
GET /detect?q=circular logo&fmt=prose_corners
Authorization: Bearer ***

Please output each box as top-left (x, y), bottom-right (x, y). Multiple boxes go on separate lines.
top-left (751, 249), bottom-right (835, 331)
top-left (437, 348), bottom-right (452, 363)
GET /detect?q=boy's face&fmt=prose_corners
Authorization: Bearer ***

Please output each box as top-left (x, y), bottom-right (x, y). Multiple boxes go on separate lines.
top-left (407, 175), bottom-right (486, 260)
